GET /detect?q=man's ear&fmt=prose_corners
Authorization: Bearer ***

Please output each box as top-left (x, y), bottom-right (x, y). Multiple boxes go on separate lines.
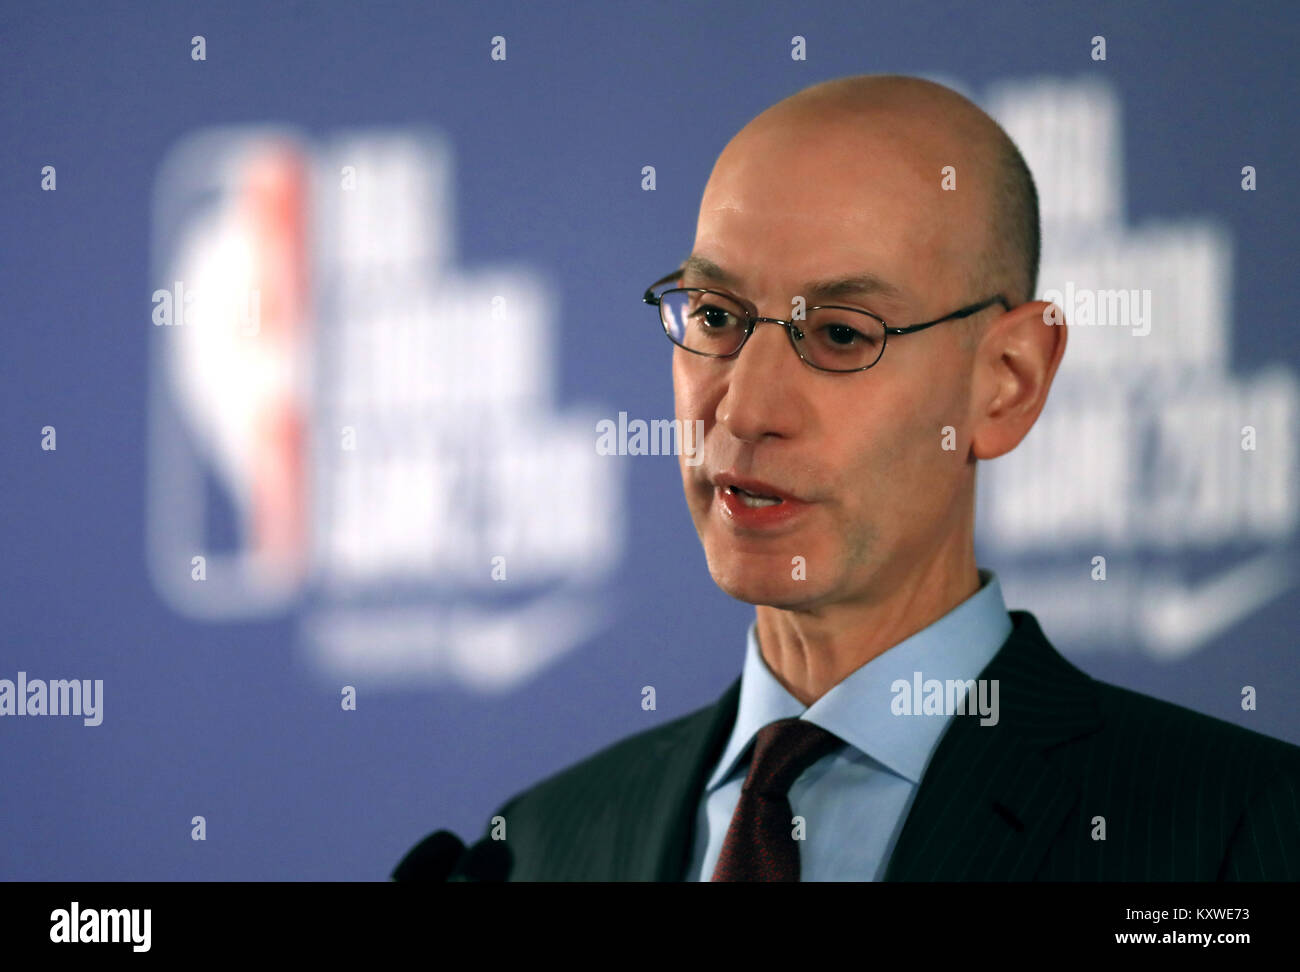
top-left (969, 300), bottom-right (1067, 461)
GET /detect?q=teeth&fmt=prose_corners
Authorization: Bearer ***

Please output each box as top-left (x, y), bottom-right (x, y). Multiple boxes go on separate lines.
top-left (729, 485), bottom-right (782, 508)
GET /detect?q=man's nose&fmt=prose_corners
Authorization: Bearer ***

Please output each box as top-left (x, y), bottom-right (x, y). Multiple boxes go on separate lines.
top-left (715, 320), bottom-right (806, 442)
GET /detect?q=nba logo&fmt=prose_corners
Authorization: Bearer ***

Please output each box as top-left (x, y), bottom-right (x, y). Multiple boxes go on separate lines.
top-left (148, 126), bottom-right (625, 690)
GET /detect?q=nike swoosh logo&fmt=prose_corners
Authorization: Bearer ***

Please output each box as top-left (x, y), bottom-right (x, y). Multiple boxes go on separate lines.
top-left (1138, 552), bottom-right (1296, 660)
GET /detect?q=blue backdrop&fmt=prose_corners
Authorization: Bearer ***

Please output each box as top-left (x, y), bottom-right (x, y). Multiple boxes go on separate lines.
top-left (2, 0), bottom-right (1297, 880)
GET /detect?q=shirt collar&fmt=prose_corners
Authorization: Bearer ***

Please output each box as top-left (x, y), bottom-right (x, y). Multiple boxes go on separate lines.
top-left (705, 568), bottom-right (1013, 791)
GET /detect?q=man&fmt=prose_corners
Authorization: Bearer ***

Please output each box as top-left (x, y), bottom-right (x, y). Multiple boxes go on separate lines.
top-left (398, 74), bottom-right (1300, 881)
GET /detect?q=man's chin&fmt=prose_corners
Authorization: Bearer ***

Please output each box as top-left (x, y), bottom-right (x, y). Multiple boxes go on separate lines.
top-left (708, 568), bottom-right (824, 610)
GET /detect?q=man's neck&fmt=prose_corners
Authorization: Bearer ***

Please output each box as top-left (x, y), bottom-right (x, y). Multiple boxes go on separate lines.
top-left (753, 552), bottom-right (982, 707)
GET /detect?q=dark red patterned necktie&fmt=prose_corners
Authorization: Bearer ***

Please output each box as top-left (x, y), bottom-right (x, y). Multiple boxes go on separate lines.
top-left (711, 718), bottom-right (844, 882)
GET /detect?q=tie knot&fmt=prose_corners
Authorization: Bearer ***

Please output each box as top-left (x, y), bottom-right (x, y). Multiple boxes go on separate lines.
top-left (742, 718), bottom-right (843, 798)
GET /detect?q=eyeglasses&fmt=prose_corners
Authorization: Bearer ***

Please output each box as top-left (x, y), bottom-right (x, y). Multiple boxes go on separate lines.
top-left (642, 269), bottom-right (1011, 373)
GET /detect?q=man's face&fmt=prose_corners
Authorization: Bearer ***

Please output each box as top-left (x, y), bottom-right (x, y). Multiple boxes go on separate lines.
top-left (674, 111), bottom-right (988, 611)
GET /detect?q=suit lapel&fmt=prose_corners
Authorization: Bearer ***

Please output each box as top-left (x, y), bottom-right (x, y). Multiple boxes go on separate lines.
top-left (611, 676), bottom-right (741, 881)
top-left (883, 611), bottom-right (1102, 880)
top-left (601, 610), bottom-right (1100, 881)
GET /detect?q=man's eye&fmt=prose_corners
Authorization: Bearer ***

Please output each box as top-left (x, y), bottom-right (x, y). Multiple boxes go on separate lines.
top-left (821, 323), bottom-right (867, 346)
top-left (692, 305), bottom-right (738, 328)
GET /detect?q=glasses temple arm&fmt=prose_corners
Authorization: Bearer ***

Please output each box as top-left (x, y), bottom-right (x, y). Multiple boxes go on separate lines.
top-left (886, 294), bottom-right (1011, 334)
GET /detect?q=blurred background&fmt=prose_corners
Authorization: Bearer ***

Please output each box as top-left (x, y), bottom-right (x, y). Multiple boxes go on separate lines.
top-left (2, 0), bottom-right (1297, 880)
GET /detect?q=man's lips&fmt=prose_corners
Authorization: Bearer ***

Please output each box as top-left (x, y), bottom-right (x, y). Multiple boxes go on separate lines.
top-left (708, 472), bottom-right (813, 529)
top-left (709, 473), bottom-right (804, 503)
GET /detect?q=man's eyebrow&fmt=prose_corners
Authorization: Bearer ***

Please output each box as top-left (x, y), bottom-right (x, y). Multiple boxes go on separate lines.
top-left (680, 254), bottom-right (905, 303)
top-left (680, 255), bottom-right (742, 288)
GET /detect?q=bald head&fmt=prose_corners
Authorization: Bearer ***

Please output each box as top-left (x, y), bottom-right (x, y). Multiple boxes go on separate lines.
top-left (701, 74), bottom-right (1039, 314)
top-left (674, 75), bottom-right (1067, 653)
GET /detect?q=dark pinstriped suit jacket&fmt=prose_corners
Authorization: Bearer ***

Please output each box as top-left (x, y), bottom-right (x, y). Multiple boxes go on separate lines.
top-left (453, 610), bottom-right (1300, 880)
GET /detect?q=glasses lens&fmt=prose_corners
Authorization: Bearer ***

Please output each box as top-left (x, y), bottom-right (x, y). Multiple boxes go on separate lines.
top-left (797, 307), bottom-right (886, 371)
top-left (659, 289), bottom-right (747, 356)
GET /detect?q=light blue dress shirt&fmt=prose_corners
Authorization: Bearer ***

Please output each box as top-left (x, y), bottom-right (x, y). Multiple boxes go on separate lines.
top-left (688, 567), bottom-right (1013, 881)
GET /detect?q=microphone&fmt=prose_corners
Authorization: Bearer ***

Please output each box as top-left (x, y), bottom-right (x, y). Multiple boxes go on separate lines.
top-left (447, 837), bottom-right (513, 882)
top-left (391, 829), bottom-right (467, 882)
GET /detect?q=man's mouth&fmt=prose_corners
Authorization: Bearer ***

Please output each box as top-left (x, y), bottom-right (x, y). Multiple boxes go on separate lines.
top-left (725, 484), bottom-right (783, 508)
top-left (712, 474), bottom-right (809, 529)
